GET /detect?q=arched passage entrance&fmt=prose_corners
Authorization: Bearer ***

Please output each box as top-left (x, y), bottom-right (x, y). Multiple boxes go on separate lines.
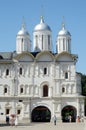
top-left (31, 106), bottom-right (51, 122)
top-left (61, 105), bottom-right (77, 122)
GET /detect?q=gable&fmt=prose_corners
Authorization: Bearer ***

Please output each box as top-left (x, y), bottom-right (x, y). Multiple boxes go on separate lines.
top-left (14, 52), bottom-right (34, 62)
top-left (56, 53), bottom-right (73, 62)
top-left (36, 52), bottom-right (54, 62)
top-left (18, 55), bottom-right (34, 62)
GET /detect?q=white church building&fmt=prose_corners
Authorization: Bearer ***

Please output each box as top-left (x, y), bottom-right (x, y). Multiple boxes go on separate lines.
top-left (0, 16), bottom-right (84, 122)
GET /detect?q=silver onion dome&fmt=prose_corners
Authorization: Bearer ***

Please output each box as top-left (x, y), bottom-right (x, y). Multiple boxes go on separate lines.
top-left (34, 16), bottom-right (51, 31)
top-left (17, 23), bottom-right (29, 35)
top-left (58, 23), bottom-right (71, 36)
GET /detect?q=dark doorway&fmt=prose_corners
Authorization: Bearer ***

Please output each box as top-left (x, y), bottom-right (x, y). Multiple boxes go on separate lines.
top-left (61, 105), bottom-right (77, 122)
top-left (31, 106), bottom-right (51, 122)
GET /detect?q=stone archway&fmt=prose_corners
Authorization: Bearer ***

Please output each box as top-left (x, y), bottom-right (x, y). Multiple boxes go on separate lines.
top-left (61, 105), bottom-right (77, 122)
top-left (31, 106), bottom-right (51, 122)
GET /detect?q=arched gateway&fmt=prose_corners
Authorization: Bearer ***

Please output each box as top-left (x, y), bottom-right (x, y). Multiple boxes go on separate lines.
top-left (61, 105), bottom-right (77, 122)
top-left (31, 106), bottom-right (51, 122)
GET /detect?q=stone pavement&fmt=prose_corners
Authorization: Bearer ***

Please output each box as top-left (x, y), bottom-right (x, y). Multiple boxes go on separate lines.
top-left (0, 122), bottom-right (86, 130)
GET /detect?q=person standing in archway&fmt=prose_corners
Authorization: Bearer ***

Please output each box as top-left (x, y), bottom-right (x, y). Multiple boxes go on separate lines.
top-left (53, 115), bottom-right (57, 125)
top-left (15, 115), bottom-right (18, 127)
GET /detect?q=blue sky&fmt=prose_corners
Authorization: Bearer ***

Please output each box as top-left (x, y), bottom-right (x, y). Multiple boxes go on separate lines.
top-left (0, 0), bottom-right (86, 74)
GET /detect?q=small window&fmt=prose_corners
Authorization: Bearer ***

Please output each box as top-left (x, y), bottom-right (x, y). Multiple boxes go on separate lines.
top-left (62, 87), bottom-right (65, 93)
top-left (22, 38), bottom-right (23, 42)
top-left (6, 69), bottom-right (9, 76)
top-left (17, 110), bottom-right (21, 115)
top-left (20, 68), bottom-right (22, 75)
top-left (43, 85), bottom-right (48, 97)
top-left (48, 35), bottom-right (50, 49)
top-left (42, 35), bottom-right (43, 49)
top-left (19, 100), bottom-right (22, 102)
top-left (63, 38), bottom-right (65, 50)
top-left (35, 35), bottom-right (38, 46)
top-left (0, 55), bottom-right (3, 59)
top-left (20, 88), bottom-right (23, 93)
top-left (4, 87), bottom-right (7, 93)
top-left (44, 68), bottom-right (47, 75)
top-left (65, 72), bottom-right (68, 79)
top-left (6, 109), bottom-right (9, 114)
top-left (1, 113), bottom-right (3, 115)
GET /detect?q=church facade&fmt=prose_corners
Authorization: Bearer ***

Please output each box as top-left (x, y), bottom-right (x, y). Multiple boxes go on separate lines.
top-left (0, 16), bottom-right (84, 122)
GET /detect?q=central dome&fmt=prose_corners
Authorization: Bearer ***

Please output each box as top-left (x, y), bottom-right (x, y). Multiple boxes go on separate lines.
top-left (34, 16), bottom-right (51, 31)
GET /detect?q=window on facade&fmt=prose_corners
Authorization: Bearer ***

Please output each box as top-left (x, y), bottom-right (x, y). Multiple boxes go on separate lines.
top-left (43, 85), bottom-right (48, 97)
top-left (0, 55), bottom-right (3, 59)
top-left (22, 38), bottom-right (23, 42)
top-left (62, 87), bottom-right (65, 93)
top-left (65, 72), bottom-right (68, 79)
top-left (20, 68), bottom-right (22, 75)
top-left (35, 35), bottom-right (38, 46)
top-left (6, 109), bottom-right (9, 114)
top-left (42, 35), bottom-right (43, 49)
top-left (6, 69), bottom-right (9, 76)
top-left (20, 87), bottom-right (23, 93)
top-left (63, 38), bottom-right (65, 50)
top-left (59, 39), bottom-right (60, 51)
top-left (4, 87), bottom-right (7, 93)
top-left (68, 39), bottom-right (70, 52)
top-left (17, 110), bottom-right (21, 115)
top-left (44, 68), bottom-right (47, 75)
top-left (48, 35), bottom-right (50, 50)
top-left (19, 100), bottom-right (23, 102)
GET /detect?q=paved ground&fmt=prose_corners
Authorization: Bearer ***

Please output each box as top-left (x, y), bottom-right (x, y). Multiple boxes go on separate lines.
top-left (0, 122), bottom-right (86, 130)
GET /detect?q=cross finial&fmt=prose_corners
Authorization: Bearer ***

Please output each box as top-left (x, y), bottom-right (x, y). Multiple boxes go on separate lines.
top-left (62, 16), bottom-right (65, 30)
top-left (22, 16), bottom-right (26, 30)
top-left (40, 15), bottom-right (44, 23)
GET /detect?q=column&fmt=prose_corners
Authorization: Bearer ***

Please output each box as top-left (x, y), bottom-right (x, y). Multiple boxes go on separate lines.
top-left (55, 81), bottom-right (60, 95)
top-left (53, 101), bottom-right (62, 122)
top-left (23, 99), bottom-right (31, 123)
top-left (49, 87), bottom-right (52, 97)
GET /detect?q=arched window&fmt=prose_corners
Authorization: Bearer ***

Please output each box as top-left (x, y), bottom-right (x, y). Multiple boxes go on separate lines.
top-left (17, 109), bottom-right (21, 115)
top-left (48, 35), bottom-right (50, 50)
top-left (62, 87), bottom-right (65, 93)
top-left (22, 38), bottom-right (23, 42)
top-left (4, 87), bottom-right (7, 93)
top-left (44, 68), bottom-right (47, 75)
top-left (6, 109), bottom-right (9, 114)
top-left (20, 68), bottom-right (22, 75)
top-left (6, 69), bottom-right (9, 76)
top-left (43, 85), bottom-right (48, 97)
top-left (63, 38), bottom-right (65, 50)
top-left (20, 87), bottom-right (23, 93)
top-left (42, 35), bottom-right (43, 49)
top-left (65, 72), bottom-right (68, 79)
top-left (35, 35), bottom-right (38, 47)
